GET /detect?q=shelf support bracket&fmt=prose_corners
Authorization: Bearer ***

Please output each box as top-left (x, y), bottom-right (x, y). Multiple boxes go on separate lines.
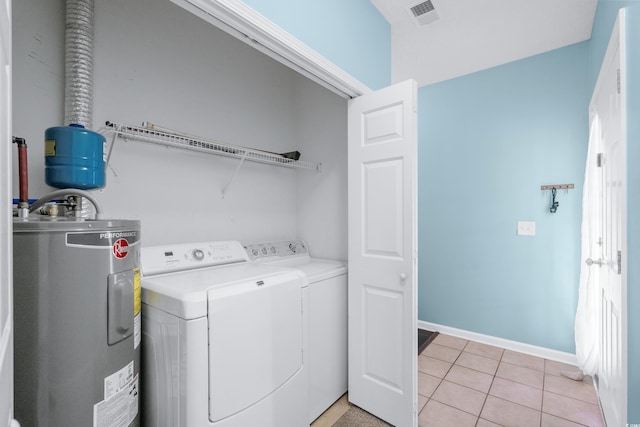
top-left (105, 129), bottom-right (119, 168)
top-left (221, 153), bottom-right (248, 198)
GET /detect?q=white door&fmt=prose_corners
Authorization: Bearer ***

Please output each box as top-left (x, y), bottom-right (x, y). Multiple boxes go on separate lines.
top-left (347, 79), bottom-right (418, 427)
top-left (0, 0), bottom-right (16, 425)
top-left (589, 10), bottom-right (627, 427)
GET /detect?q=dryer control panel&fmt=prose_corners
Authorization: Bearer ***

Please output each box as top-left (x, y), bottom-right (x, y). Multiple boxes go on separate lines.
top-left (244, 240), bottom-right (308, 261)
top-left (141, 240), bottom-right (248, 276)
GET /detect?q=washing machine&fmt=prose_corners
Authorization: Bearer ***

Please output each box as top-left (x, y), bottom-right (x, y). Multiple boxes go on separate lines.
top-left (244, 240), bottom-right (347, 423)
top-left (140, 241), bottom-right (309, 427)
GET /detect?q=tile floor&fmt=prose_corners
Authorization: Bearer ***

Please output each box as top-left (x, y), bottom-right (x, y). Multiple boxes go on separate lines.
top-left (313, 333), bottom-right (605, 427)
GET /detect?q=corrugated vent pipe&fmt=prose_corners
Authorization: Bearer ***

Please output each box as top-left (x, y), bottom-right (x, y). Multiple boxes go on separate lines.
top-left (64, 0), bottom-right (95, 129)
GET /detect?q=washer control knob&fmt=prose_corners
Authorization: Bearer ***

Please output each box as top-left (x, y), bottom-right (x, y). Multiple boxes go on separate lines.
top-left (251, 248), bottom-right (259, 257)
top-left (289, 242), bottom-right (297, 253)
top-left (261, 247), bottom-right (268, 255)
top-left (270, 246), bottom-right (277, 254)
top-left (192, 249), bottom-right (205, 261)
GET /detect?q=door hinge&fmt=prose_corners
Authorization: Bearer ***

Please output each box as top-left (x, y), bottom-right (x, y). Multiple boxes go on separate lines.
top-left (617, 250), bottom-right (622, 275)
top-left (617, 68), bottom-right (621, 94)
top-left (597, 153), bottom-right (603, 167)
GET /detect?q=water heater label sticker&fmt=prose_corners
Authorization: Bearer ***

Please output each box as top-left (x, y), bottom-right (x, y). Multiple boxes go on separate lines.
top-left (93, 363), bottom-right (138, 427)
top-left (45, 139), bottom-right (56, 156)
top-left (104, 361), bottom-right (134, 399)
top-left (133, 268), bottom-right (141, 315)
top-left (134, 313), bottom-right (141, 350)
top-left (133, 267), bottom-right (141, 350)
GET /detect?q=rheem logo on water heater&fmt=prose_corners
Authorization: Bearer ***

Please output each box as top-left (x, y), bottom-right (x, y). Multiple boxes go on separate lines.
top-left (113, 238), bottom-right (129, 259)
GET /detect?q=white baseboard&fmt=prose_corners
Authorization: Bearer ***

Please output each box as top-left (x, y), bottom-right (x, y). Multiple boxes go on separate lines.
top-left (419, 320), bottom-right (578, 366)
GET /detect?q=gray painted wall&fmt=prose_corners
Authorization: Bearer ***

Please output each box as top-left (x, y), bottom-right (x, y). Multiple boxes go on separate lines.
top-left (12, 0), bottom-right (348, 257)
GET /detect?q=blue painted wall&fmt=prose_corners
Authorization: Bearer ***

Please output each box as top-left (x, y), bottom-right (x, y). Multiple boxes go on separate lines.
top-left (591, 1), bottom-right (640, 423)
top-left (418, 43), bottom-right (590, 353)
top-left (241, 0), bottom-right (391, 90)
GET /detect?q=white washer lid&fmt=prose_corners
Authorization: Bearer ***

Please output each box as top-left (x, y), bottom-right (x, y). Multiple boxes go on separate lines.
top-left (141, 263), bottom-right (306, 319)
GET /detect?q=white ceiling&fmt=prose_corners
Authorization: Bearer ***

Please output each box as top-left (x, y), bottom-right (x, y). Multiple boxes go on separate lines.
top-left (370, 0), bottom-right (598, 87)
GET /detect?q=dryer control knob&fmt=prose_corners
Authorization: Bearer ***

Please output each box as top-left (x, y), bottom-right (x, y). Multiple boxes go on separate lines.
top-left (192, 249), bottom-right (205, 261)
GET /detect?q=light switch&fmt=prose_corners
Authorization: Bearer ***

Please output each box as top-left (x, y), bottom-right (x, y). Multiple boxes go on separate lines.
top-left (517, 221), bottom-right (536, 236)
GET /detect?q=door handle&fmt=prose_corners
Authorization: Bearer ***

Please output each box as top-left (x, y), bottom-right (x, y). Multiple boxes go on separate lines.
top-left (585, 258), bottom-right (604, 266)
top-left (399, 273), bottom-right (407, 280)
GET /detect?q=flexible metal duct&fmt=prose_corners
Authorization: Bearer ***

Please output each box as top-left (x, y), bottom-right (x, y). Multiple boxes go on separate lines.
top-left (64, 0), bottom-right (95, 128)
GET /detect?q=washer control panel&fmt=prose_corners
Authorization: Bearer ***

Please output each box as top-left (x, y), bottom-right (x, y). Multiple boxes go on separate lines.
top-left (141, 240), bottom-right (248, 276)
top-left (244, 240), bottom-right (308, 261)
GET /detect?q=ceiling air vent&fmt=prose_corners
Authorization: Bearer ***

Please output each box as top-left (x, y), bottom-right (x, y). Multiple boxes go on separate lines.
top-left (410, 0), bottom-right (440, 26)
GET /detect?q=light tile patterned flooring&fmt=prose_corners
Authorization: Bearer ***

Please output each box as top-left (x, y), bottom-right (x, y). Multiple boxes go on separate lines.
top-left (313, 333), bottom-right (605, 427)
top-left (417, 334), bottom-right (604, 427)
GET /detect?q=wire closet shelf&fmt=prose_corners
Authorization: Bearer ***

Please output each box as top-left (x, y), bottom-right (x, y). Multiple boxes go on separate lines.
top-left (100, 121), bottom-right (315, 170)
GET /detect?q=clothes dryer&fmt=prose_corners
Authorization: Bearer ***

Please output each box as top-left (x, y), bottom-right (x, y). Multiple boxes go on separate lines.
top-left (244, 240), bottom-right (347, 423)
top-left (141, 241), bottom-right (309, 427)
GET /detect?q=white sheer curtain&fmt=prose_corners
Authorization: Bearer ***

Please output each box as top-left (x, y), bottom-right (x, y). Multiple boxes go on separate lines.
top-left (574, 114), bottom-right (602, 376)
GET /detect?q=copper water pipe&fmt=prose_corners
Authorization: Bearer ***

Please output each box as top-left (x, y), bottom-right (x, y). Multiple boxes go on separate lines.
top-left (13, 137), bottom-right (29, 210)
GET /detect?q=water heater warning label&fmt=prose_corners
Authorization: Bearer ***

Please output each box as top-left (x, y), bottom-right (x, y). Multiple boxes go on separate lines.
top-left (133, 268), bottom-right (141, 350)
top-left (93, 362), bottom-right (138, 427)
top-left (134, 268), bottom-right (141, 315)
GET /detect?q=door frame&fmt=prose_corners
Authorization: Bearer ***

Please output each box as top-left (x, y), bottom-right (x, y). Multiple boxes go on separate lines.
top-left (1, 0), bottom-right (14, 424)
top-left (170, 0), bottom-right (371, 99)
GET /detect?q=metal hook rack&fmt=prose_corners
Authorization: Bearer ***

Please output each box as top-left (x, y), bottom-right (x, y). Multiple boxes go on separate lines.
top-left (540, 184), bottom-right (574, 190)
